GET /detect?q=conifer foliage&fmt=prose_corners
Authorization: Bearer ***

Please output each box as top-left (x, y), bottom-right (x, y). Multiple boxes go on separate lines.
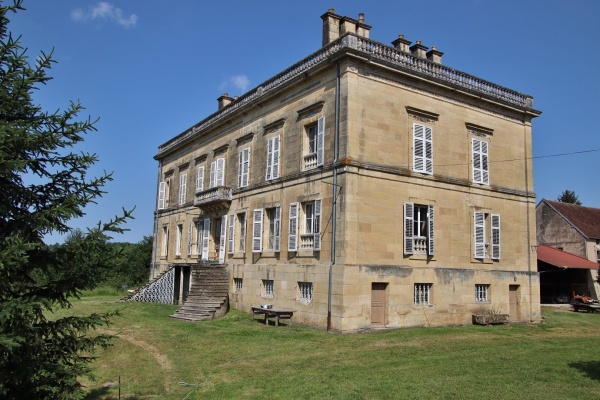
top-left (0, 1), bottom-right (132, 398)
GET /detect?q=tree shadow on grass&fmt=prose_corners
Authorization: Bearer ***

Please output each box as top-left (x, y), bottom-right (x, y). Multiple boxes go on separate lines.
top-left (84, 386), bottom-right (143, 400)
top-left (569, 361), bottom-right (600, 381)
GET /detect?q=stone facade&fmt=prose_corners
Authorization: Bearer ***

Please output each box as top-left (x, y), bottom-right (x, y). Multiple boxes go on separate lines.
top-left (151, 10), bottom-right (542, 331)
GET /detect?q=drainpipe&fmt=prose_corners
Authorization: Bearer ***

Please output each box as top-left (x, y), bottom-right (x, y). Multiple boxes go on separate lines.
top-left (327, 62), bottom-right (341, 331)
top-left (151, 159), bottom-right (162, 280)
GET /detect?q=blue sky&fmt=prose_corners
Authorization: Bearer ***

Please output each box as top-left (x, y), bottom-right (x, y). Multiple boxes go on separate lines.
top-left (8, 0), bottom-right (600, 243)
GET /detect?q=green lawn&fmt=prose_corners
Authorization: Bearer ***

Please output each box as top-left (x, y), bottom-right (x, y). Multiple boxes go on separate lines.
top-left (66, 296), bottom-right (600, 399)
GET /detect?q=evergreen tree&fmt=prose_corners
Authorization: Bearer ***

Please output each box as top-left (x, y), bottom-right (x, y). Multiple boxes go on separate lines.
top-left (0, 2), bottom-right (132, 398)
top-left (556, 190), bottom-right (582, 205)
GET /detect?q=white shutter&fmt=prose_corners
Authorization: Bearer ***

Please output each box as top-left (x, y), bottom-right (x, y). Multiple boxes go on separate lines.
top-left (266, 138), bottom-right (273, 180)
top-left (424, 126), bottom-right (433, 174)
top-left (274, 206), bottom-right (281, 252)
top-left (196, 166), bottom-right (204, 191)
top-left (491, 214), bottom-right (500, 260)
top-left (209, 161), bottom-right (216, 188)
top-left (481, 141), bottom-right (489, 185)
top-left (272, 136), bottom-right (280, 179)
top-left (158, 181), bottom-right (166, 210)
top-left (162, 227), bottom-right (169, 256)
top-left (187, 221), bottom-right (193, 255)
top-left (175, 225), bottom-right (182, 256)
top-left (314, 199), bottom-right (322, 251)
top-left (413, 124), bottom-right (425, 173)
top-left (240, 213), bottom-right (246, 252)
top-left (472, 139), bottom-right (489, 185)
top-left (219, 215), bottom-right (227, 263)
top-left (404, 202), bottom-right (414, 254)
top-left (288, 202), bottom-right (299, 252)
top-left (216, 158), bottom-right (225, 186)
top-left (238, 148), bottom-right (250, 188)
top-left (474, 212), bottom-right (486, 258)
top-left (228, 214), bottom-right (235, 254)
top-left (179, 174), bottom-right (187, 205)
top-left (252, 209), bottom-right (263, 253)
top-left (196, 221), bottom-right (203, 255)
top-left (428, 205), bottom-right (434, 256)
top-left (316, 116), bottom-right (325, 167)
top-left (202, 218), bottom-right (211, 260)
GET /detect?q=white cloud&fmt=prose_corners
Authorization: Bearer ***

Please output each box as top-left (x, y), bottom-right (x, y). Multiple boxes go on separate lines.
top-left (71, 2), bottom-right (137, 28)
top-left (219, 74), bottom-right (250, 94)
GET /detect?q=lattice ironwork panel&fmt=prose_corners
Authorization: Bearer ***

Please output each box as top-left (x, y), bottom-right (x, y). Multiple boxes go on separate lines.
top-left (130, 267), bottom-right (174, 304)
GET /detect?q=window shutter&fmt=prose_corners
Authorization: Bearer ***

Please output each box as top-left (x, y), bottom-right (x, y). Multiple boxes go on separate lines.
top-left (266, 138), bottom-right (273, 180)
top-left (474, 212), bottom-right (486, 258)
top-left (240, 214), bottom-right (247, 252)
top-left (176, 225), bottom-right (182, 256)
top-left (472, 139), bottom-right (489, 185)
top-left (209, 161), bottom-right (216, 188)
top-left (274, 206), bottom-right (281, 252)
top-left (481, 141), bottom-right (489, 185)
top-left (196, 166), bottom-right (204, 191)
top-left (187, 221), bottom-right (193, 255)
top-left (491, 214), bottom-right (500, 259)
top-left (202, 218), bottom-right (210, 260)
top-left (162, 227), bottom-right (169, 256)
top-left (196, 221), bottom-right (203, 255)
top-left (252, 209), bottom-right (263, 253)
top-left (413, 124), bottom-right (425, 173)
top-left (404, 202), bottom-right (414, 254)
top-left (314, 199), bottom-right (322, 251)
top-left (216, 158), bottom-right (225, 186)
top-left (273, 135), bottom-right (280, 179)
top-left (428, 205), bottom-right (435, 256)
top-left (424, 126), bottom-right (433, 174)
top-left (179, 174), bottom-right (187, 205)
top-left (219, 215), bottom-right (227, 263)
top-left (228, 214), bottom-right (235, 254)
top-left (288, 202), bottom-right (299, 251)
top-left (238, 148), bottom-right (250, 188)
top-left (158, 181), bottom-right (166, 210)
top-left (316, 116), bottom-right (325, 167)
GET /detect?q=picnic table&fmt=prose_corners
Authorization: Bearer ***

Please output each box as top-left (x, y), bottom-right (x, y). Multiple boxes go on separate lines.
top-left (251, 306), bottom-right (294, 326)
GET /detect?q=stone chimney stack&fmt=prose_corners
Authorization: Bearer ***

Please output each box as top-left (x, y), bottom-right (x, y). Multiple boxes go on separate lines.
top-left (391, 34), bottom-right (412, 53)
top-left (410, 40), bottom-right (429, 58)
top-left (426, 45), bottom-right (444, 64)
top-left (321, 9), bottom-right (371, 46)
top-left (217, 93), bottom-right (233, 110)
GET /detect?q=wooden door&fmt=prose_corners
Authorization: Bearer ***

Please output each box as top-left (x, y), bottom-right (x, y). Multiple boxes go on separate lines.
top-left (509, 285), bottom-right (520, 321)
top-left (371, 283), bottom-right (388, 326)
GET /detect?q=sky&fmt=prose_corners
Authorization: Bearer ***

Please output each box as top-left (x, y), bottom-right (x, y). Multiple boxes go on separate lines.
top-left (8, 0), bottom-right (600, 243)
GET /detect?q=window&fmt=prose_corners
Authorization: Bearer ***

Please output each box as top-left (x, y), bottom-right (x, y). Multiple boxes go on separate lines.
top-left (288, 203), bottom-right (299, 252)
top-left (209, 158), bottom-right (225, 188)
top-left (404, 202), bottom-right (434, 256)
top-left (227, 214), bottom-right (235, 254)
top-left (596, 240), bottom-right (600, 263)
top-left (298, 200), bottom-right (322, 251)
top-left (472, 138), bottom-right (489, 185)
top-left (216, 215), bottom-right (227, 263)
top-left (157, 180), bottom-right (169, 210)
top-left (162, 226), bottom-right (169, 257)
top-left (238, 147), bottom-right (250, 188)
top-left (304, 116), bottom-right (325, 169)
top-left (299, 282), bottom-right (313, 302)
top-left (196, 220), bottom-right (204, 255)
top-left (263, 279), bottom-right (274, 298)
top-left (238, 213), bottom-right (246, 252)
top-left (474, 212), bottom-right (501, 259)
top-left (187, 221), bottom-right (193, 256)
top-left (196, 166), bottom-right (204, 191)
top-left (201, 218), bottom-right (211, 260)
top-left (234, 278), bottom-right (243, 294)
top-left (175, 224), bottom-right (182, 256)
top-left (252, 209), bottom-right (263, 253)
top-left (475, 284), bottom-right (489, 302)
top-left (267, 207), bottom-right (281, 251)
top-left (265, 135), bottom-right (280, 180)
top-left (413, 123), bottom-right (433, 174)
top-left (414, 283), bottom-right (431, 305)
top-left (178, 174), bottom-right (187, 205)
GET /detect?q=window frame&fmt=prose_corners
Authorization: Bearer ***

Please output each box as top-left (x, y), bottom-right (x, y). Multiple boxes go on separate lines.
top-left (475, 284), bottom-right (489, 302)
top-left (474, 212), bottom-right (501, 260)
top-left (175, 224), bottom-right (182, 256)
top-left (196, 166), bottom-right (205, 191)
top-left (298, 282), bottom-right (313, 302)
top-left (412, 123), bottom-right (433, 175)
top-left (234, 278), bottom-right (243, 294)
top-left (414, 283), bottom-right (432, 305)
top-left (404, 202), bottom-right (434, 256)
top-left (178, 174), bottom-right (187, 205)
top-left (238, 147), bottom-right (250, 188)
top-left (266, 206), bottom-right (281, 252)
top-left (263, 279), bottom-right (274, 298)
top-left (265, 135), bottom-right (280, 181)
top-left (472, 138), bottom-right (489, 185)
top-left (209, 158), bottom-right (225, 188)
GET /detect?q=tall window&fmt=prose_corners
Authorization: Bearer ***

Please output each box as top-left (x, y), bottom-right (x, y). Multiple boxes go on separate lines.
top-left (474, 212), bottom-right (501, 259)
top-left (252, 209), bottom-right (263, 253)
top-left (162, 226), bottom-right (169, 257)
top-left (299, 282), bottom-right (313, 302)
top-left (209, 158), bottom-right (225, 188)
top-left (238, 147), bottom-right (250, 188)
top-left (265, 135), bottom-right (280, 180)
top-left (175, 224), bottom-right (182, 256)
top-left (196, 166), bottom-right (204, 191)
top-left (238, 213), bottom-right (246, 252)
top-left (413, 123), bottom-right (433, 174)
top-left (187, 221), bottom-right (193, 256)
top-left (304, 116), bottom-right (325, 169)
top-left (404, 202), bottom-right (434, 256)
top-left (157, 180), bottom-right (169, 210)
top-left (472, 138), bottom-right (489, 185)
top-left (475, 284), bottom-right (489, 302)
top-left (288, 203), bottom-right (299, 252)
top-left (196, 220), bottom-right (204, 255)
top-left (414, 283), bottom-right (431, 305)
top-left (267, 207), bottom-right (281, 251)
top-left (178, 174), bottom-right (187, 205)
top-left (263, 280), bottom-right (274, 298)
top-left (300, 200), bottom-right (321, 251)
top-left (234, 278), bottom-right (243, 294)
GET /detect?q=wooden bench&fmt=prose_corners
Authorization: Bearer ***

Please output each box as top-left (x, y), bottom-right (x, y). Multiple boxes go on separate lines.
top-left (251, 306), bottom-right (294, 326)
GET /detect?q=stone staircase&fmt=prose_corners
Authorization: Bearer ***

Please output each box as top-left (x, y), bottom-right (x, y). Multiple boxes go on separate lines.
top-left (120, 266), bottom-right (174, 303)
top-left (170, 265), bottom-right (229, 322)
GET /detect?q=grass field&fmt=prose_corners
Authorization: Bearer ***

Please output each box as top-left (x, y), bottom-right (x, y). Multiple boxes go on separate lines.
top-left (64, 294), bottom-right (600, 399)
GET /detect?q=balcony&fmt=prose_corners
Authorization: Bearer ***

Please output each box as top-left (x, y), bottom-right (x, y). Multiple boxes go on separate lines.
top-left (300, 234), bottom-right (315, 250)
top-left (304, 153), bottom-right (317, 169)
top-left (413, 236), bottom-right (427, 255)
top-left (194, 186), bottom-right (232, 212)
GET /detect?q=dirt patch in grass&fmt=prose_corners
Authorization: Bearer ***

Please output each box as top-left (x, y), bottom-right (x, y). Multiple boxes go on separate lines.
top-left (102, 329), bottom-right (172, 371)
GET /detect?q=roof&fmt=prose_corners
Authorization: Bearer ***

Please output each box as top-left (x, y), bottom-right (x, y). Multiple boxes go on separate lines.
top-left (540, 199), bottom-right (600, 240)
top-left (537, 245), bottom-right (599, 270)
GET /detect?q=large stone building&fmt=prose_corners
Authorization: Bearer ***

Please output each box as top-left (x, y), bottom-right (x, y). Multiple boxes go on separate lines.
top-left (145, 10), bottom-right (542, 331)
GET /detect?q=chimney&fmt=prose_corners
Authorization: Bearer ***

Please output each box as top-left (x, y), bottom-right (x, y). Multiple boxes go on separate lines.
top-left (217, 93), bottom-right (233, 110)
top-left (392, 34), bottom-right (411, 53)
top-left (410, 40), bottom-right (428, 58)
top-left (426, 45), bottom-right (444, 64)
top-left (339, 16), bottom-right (357, 36)
top-left (356, 13), bottom-right (371, 39)
top-left (321, 8), bottom-right (341, 46)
